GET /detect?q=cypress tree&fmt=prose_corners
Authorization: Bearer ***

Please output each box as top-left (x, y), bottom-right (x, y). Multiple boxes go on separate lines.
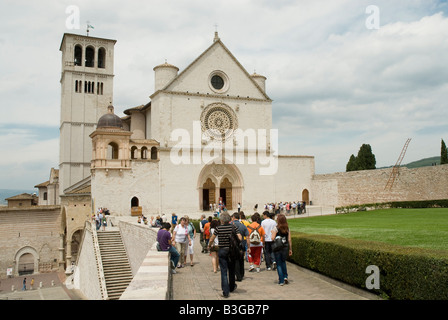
top-left (346, 154), bottom-right (357, 172)
top-left (356, 144), bottom-right (376, 170)
top-left (441, 139), bottom-right (448, 165)
top-left (346, 144), bottom-right (376, 171)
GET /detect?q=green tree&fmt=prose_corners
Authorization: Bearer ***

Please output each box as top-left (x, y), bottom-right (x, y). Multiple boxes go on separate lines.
top-left (356, 144), bottom-right (376, 170)
top-left (441, 139), bottom-right (448, 165)
top-left (346, 154), bottom-right (357, 171)
top-left (346, 144), bottom-right (376, 171)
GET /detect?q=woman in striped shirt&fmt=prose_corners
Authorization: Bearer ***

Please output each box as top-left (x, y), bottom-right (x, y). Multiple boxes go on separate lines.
top-left (208, 212), bottom-right (243, 298)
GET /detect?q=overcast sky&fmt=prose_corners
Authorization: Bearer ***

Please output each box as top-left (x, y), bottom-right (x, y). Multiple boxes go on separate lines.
top-left (0, 0), bottom-right (447, 190)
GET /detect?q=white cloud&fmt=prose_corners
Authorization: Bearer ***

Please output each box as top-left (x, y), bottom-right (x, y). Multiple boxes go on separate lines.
top-left (0, 0), bottom-right (447, 187)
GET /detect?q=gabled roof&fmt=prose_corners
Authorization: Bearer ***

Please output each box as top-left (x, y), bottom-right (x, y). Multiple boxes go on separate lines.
top-left (63, 176), bottom-right (91, 196)
top-left (123, 102), bottom-right (151, 115)
top-left (35, 180), bottom-right (50, 188)
top-left (152, 34), bottom-right (271, 101)
top-left (6, 193), bottom-right (37, 201)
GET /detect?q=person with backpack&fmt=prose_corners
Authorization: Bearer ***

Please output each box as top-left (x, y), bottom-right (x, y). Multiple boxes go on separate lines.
top-left (247, 212), bottom-right (266, 273)
top-left (230, 212), bottom-right (250, 281)
top-left (271, 214), bottom-right (293, 286)
top-left (208, 212), bottom-right (242, 298)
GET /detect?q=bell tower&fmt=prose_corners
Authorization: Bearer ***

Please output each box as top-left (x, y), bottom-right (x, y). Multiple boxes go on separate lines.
top-left (58, 33), bottom-right (117, 195)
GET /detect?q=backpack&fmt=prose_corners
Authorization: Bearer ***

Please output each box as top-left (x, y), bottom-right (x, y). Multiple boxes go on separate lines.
top-left (247, 224), bottom-right (262, 245)
top-left (229, 226), bottom-right (242, 262)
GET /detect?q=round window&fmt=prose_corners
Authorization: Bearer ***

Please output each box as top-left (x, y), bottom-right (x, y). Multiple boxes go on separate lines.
top-left (208, 71), bottom-right (229, 93)
top-left (211, 75), bottom-right (224, 90)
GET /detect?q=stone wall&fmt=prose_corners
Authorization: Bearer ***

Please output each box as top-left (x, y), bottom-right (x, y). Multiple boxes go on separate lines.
top-left (119, 221), bottom-right (158, 275)
top-left (72, 226), bottom-right (103, 300)
top-left (0, 206), bottom-right (62, 278)
top-left (312, 164), bottom-right (448, 207)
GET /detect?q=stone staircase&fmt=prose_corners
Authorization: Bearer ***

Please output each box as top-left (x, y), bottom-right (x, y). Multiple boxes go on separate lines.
top-left (97, 231), bottom-right (133, 300)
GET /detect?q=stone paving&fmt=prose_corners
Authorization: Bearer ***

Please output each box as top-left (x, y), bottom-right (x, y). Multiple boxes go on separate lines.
top-left (172, 234), bottom-right (380, 300)
top-left (0, 271), bottom-right (83, 300)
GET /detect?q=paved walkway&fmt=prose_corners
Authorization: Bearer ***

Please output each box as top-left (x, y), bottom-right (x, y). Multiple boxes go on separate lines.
top-left (172, 234), bottom-right (380, 300)
top-left (0, 272), bottom-right (83, 300)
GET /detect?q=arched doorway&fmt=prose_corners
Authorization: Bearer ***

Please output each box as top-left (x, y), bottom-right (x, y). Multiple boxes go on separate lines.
top-left (202, 178), bottom-right (216, 211)
top-left (15, 247), bottom-right (39, 276)
top-left (220, 177), bottom-right (233, 210)
top-left (70, 229), bottom-right (83, 263)
top-left (302, 189), bottom-right (310, 205)
top-left (18, 253), bottom-right (34, 275)
top-left (131, 196), bottom-right (142, 216)
top-left (197, 164), bottom-right (243, 212)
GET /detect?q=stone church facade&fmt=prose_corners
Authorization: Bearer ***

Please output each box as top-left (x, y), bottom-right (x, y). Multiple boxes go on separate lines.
top-left (58, 31), bottom-right (315, 217)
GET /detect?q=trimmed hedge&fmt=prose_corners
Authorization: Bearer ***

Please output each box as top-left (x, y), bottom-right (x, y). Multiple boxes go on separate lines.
top-left (288, 232), bottom-right (448, 300)
top-left (336, 199), bottom-right (448, 213)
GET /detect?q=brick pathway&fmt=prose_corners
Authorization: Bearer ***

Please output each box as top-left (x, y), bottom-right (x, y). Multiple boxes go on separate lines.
top-left (172, 234), bottom-right (379, 300)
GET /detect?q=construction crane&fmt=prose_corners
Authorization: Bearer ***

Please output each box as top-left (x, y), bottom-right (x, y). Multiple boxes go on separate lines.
top-left (385, 138), bottom-right (412, 190)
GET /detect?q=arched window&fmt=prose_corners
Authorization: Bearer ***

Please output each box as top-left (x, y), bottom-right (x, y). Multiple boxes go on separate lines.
top-left (107, 142), bottom-right (119, 159)
top-left (98, 47), bottom-right (106, 68)
top-left (131, 197), bottom-right (139, 207)
top-left (131, 146), bottom-right (138, 159)
top-left (85, 46), bottom-right (94, 67)
top-left (151, 147), bottom-right (158, 160)
top-left (74, 45), bottom-right (82, 66)
top-left (141, 147), bottom-right (148, 159)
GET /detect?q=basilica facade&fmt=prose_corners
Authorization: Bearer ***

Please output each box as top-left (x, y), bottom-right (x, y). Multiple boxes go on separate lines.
top-left (59, 32), bottom-right (314, 217)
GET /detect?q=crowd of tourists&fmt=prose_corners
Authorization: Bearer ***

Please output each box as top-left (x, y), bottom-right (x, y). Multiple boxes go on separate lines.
top-left (156, 210), bottom-right (292, 298)
top-left (261, 201), bottom-right (307, 215)
top-left (137, 213), bottom-right (167, 228)
top-left (92, 207), bottom-right (110, 231)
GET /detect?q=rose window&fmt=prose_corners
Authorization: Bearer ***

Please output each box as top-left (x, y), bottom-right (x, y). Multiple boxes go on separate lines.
top-left (201, 103), bottom-right (238, 141)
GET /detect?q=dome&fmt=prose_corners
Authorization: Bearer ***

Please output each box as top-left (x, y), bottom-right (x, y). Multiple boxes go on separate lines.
top-left (97, 105), bottom-right (123, 129)
top-left (153, 61), bottom-right (179, 71)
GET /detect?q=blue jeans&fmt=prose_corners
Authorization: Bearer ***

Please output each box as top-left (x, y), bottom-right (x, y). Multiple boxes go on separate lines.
top-left (274, 247), bottom-right (289, 284)
top-left (218, 247), bottom-right (236, 296)
top-left (168, 246), bottom-right (180, 268)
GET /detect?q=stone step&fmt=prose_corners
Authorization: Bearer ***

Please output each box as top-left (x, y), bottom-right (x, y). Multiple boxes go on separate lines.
top-left (95, 230), bottom-right (133, 300)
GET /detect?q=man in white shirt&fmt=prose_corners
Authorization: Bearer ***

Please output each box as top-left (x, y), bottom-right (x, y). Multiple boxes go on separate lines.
top-left (261, 211), bottom-right (277, 271)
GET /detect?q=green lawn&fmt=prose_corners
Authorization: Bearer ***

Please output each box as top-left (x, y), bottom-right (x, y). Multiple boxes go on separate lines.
top-left (288, 208), bottom-right (448, 251)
